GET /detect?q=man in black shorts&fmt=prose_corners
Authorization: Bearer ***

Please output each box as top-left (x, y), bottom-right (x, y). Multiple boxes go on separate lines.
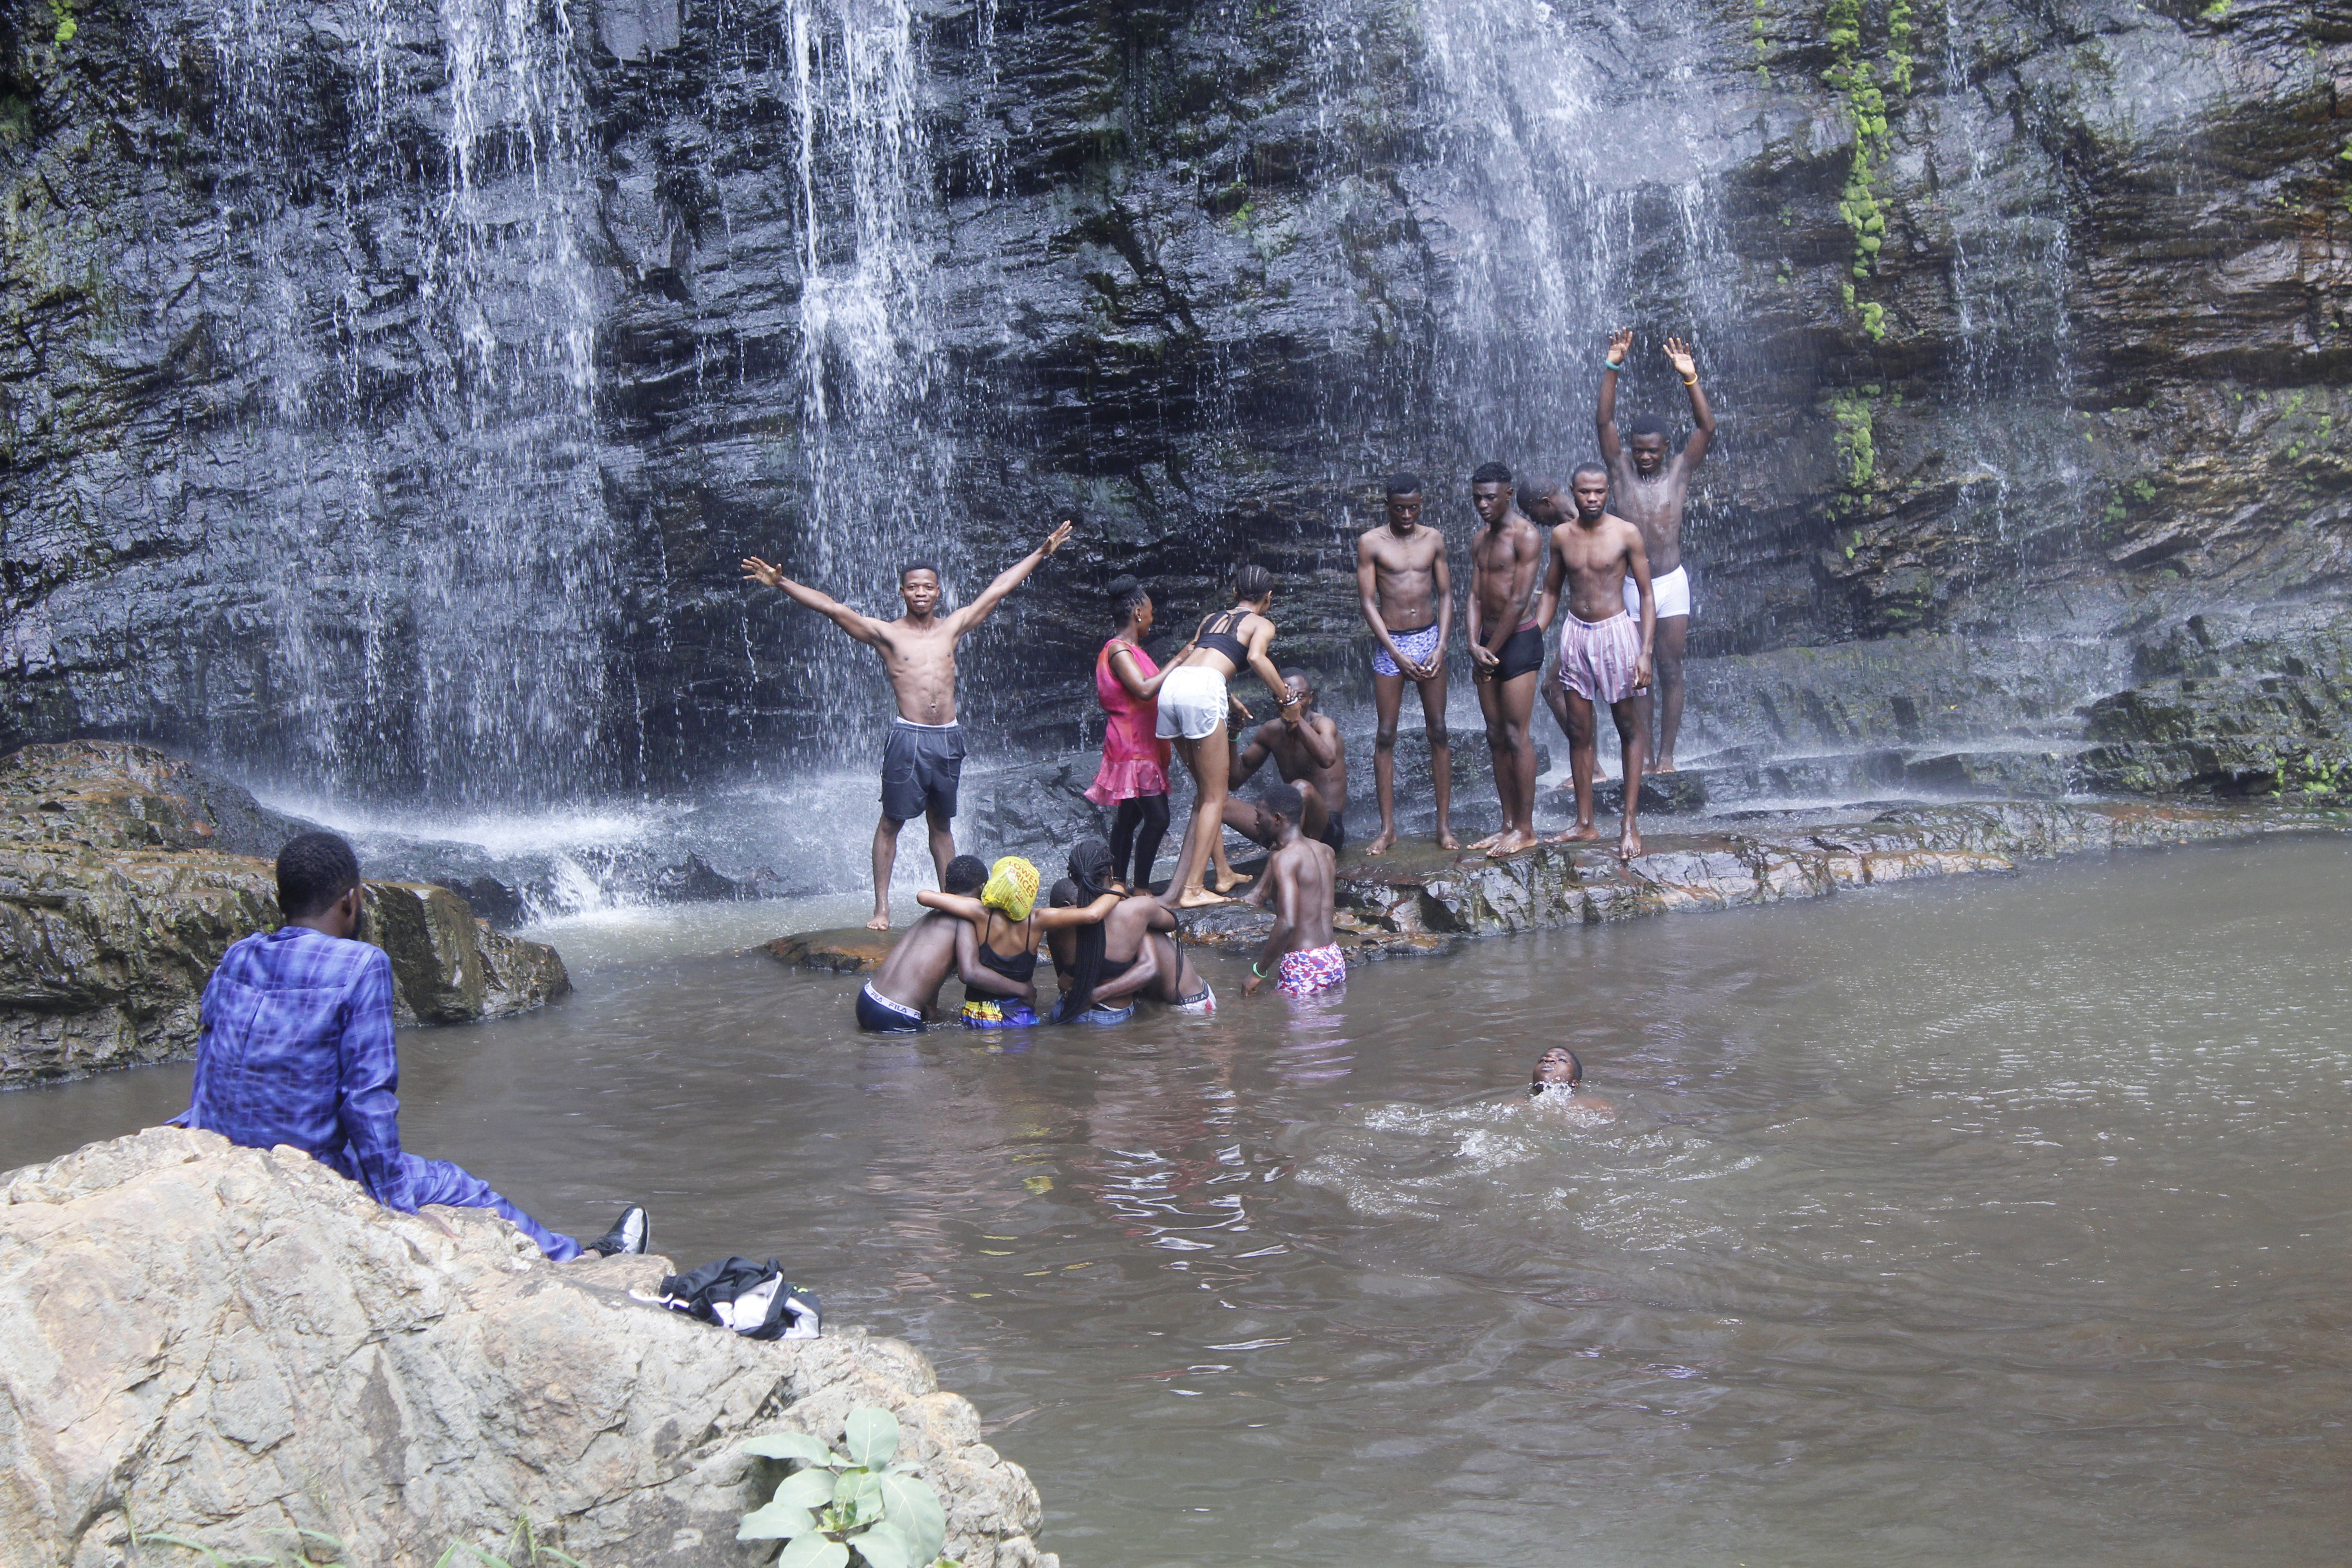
top-left (1465, 465), bottom-right (1548, 857)
top-left (1225, 669), bottom-right (1350, 857)
top-left (745, 518), bottom-right (1072, 929)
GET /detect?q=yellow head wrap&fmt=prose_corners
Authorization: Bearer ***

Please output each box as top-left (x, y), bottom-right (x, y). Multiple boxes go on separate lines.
top-left (981, 856), bottom-right (1040, 922)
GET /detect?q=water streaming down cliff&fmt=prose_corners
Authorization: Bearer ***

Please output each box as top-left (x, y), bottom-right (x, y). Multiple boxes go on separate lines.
top-left (166, 0), bottom-right (611, 803)
top-left (3, 0), bottom-right (2344, 818)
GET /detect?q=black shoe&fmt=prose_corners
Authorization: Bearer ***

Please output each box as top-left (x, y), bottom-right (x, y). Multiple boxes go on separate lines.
top-left (588, 1204), bottom-right (650, 1257)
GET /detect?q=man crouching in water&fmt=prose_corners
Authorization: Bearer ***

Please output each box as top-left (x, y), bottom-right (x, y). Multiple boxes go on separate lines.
top-left (1241, 783), bottom-right (1344, 999)
top-left (1530, 1047), bottom-right (1615, 1116)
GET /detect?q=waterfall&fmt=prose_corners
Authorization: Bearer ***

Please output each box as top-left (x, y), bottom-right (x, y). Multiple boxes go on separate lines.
top-left (1302, 0), bottom-right (1744, 546)
top-left (164, 0), bottom-right (608, 803)
top-left (766, 0), bottom-right (962, 740)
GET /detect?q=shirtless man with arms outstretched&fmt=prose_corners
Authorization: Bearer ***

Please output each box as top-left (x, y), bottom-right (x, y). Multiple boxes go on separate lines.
top-left (1530, 464), bottom-right (1655, 858)
top-left (744, 518), bottom-right (1073, 928)
top-left (1597, 331), bottom-right (1713, 774)
top-left (1463, 462), bottom-right (1548, 858)
top-left (1357, 473), bottom-right (1456, 855)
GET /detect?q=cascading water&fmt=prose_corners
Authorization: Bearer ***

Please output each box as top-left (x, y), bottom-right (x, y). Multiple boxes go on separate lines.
top-left (164, 0), bottom-right (608, 804)
top-left (765, 0), bottom-right (965, 738)
top-left (1296, 0), bottom-right (1746, 566)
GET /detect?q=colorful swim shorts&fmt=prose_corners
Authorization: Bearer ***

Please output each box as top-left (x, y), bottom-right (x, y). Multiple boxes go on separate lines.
top-left (1372, 622), bottom-right (1443, 679)
top-left (1276, 943), bottom-right (1347, 998)
top-left (961, 1000), bottom-right (1039, 1029)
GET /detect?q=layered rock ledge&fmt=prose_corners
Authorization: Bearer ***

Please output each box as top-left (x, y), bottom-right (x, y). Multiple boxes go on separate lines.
top-left (0, 1127), bottom-right (1055, 1568)
top-left (767, 799), bottom-right (2352, 972)
top-left (0, 743), bottom-right (568, 1087)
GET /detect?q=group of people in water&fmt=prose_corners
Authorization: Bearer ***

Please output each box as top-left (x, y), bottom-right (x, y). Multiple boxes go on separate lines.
top-left (740, 334), bottom-right (1714, 1030)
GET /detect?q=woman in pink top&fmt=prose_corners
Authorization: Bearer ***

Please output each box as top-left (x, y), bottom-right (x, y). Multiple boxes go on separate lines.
top-left (1086, 577), bottom-right (1191, 891)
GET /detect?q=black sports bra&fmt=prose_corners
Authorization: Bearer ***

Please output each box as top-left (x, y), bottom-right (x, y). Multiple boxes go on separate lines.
top-left (1196, 607), bottom-right (1253, 666)
top-left (965, 921), bottom-right (1039, 1000)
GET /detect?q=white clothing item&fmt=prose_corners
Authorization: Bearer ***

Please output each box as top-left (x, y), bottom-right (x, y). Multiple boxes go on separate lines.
top-left (1155, 664), bottom-right (1230, 741)
top-left (1624, 563), bottom-right (1691, 620)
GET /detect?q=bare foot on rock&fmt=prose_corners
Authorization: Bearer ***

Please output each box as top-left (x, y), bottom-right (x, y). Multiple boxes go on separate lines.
top-left (1486, 829), bottom-right (1538, 858)
top-left (1617, 825), bottom-right (1643, 859)
top-left (1436, 826), bottom-right (1460, 851)
top-left (1366, 830), bottom-right (1398, 858)
top-left (1466, 831), bottom-right (1502, 852)
top-left (865, 911), bottom-right (892, 931)
top-left (1559, 824), bottom-right (1602, 843)
top-left (1176, 887), bottom-right (1233, 909)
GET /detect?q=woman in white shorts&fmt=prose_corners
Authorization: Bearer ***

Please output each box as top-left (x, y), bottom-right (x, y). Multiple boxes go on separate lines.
top-left (1156, 564), bottom-right (1302, 907)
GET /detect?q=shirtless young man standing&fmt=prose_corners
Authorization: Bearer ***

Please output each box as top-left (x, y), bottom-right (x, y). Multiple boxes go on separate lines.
top-left (1357, 473), bottom-right (1456, 855)
top-left (1463, 462), bottom-right (1548, 858)
top-left (744, 518), bottom-right (1073, 929)
top-left (1239, 784), bottom-right (1343, 1000)
top-left (1530, 463), bottom-right (1655, 858)
top-left (1224, 668), bottom-right (1349, 856)
top-left (1597, 330), bottom-right (1714, 774)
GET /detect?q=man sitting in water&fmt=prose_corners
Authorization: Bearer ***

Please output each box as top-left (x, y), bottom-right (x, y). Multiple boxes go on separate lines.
top-left (1240, 784), bottom-right (1345, 1000)
top-left (172, 833), bottom-right (647, 1262)
top-left (858, 854), bottom-right (993, 1031)
top-left (1530, 1047), bottom-right (1614, 1115)
top-left (1225, 668), bottom-right (1349, 858)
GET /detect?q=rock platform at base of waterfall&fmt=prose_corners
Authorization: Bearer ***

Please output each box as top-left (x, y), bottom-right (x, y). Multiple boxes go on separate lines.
top-left (762, 799), bottom-right (2351, 976)
top-left (0, 742), bottom-right (568, 1087)
top-left (0, 1127), bottom-right (1055, 1568)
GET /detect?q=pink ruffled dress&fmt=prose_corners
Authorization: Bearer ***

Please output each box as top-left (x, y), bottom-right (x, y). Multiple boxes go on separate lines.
top-left (1084, 637), bottom-right (1172, 806)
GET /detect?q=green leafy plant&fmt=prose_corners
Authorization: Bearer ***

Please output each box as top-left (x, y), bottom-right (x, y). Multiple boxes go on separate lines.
top-left (736, 1407), bottom-right (955, 1568)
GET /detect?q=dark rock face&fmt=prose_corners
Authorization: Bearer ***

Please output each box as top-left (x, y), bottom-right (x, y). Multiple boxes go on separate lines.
top-left (0, 742), bottom-right (568, 1084)
top-left (0, 0), bottom-right (2345, 805)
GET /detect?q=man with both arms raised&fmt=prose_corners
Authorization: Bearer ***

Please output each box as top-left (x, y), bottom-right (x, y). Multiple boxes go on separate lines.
top-left (743, 518), bottom-right (1073, 930)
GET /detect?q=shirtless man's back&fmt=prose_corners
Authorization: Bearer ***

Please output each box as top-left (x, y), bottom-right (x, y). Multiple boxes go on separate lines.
top-left (1597, 331), bottom-right (1713, 774)
top-left (1356, 473), bottom-right (1456, 855)
top-left (1465, 463), bottom-right (1548, 857)
top-left (1530, 462), bottom-right (1655, 858)
top-left (744, 519), bottom-right (1071, 928)
top-left (1240, 784), bottom-right (1343, 1000)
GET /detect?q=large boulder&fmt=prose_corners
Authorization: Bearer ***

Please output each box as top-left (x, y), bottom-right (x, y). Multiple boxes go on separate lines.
top-left (0, 1127), bottom-right (1056, 1568)
top-left (0, 743), bottom-right (569, 1087)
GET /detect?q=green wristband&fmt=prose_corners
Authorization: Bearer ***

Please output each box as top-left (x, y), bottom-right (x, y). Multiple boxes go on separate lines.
top-left (1603, 358), bottom-right (1622, 370)
top-left (1252, 960), bottom-right (1268, 978)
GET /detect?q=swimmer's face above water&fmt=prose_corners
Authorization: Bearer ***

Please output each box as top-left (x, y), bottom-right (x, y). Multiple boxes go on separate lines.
top-left (1531, 1047), bottom-right (1582, 1092)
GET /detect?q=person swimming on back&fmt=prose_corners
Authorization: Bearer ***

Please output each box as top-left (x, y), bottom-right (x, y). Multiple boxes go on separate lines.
top-left (1529, 1047), bottom-right (1615, 1114)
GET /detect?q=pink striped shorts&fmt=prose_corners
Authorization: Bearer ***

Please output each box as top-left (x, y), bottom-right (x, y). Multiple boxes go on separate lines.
top-left (1556, 611), bottom-right (1643, 704)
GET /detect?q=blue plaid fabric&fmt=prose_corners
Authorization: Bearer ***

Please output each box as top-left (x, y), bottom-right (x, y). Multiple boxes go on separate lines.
top-left (174, 926), bottom-right (415, 1212)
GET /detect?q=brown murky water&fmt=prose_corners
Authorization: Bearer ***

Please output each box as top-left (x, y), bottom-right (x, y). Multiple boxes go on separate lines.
top-left (8, 836), bottom-right (2351, 1566)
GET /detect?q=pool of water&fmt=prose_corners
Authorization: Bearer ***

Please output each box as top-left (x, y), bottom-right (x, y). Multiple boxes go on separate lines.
top-left (6, 836), bottom-right (2349, 1566)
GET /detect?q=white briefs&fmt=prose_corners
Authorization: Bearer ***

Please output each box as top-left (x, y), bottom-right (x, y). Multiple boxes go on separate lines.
top-left (1625, 564), bottom-right (1691, 620)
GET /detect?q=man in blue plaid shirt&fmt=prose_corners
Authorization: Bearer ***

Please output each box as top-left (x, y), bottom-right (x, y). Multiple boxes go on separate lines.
top-left (174, 832), bottom-right (647, 1262)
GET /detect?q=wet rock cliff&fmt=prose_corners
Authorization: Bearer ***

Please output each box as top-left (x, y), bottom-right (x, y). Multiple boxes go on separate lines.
top-left (0, 0), bottom-right (2344, 800)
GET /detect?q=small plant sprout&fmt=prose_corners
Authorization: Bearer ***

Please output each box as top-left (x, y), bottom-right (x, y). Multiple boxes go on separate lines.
top-left (737, 1406), bottom-right (953, 1568)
